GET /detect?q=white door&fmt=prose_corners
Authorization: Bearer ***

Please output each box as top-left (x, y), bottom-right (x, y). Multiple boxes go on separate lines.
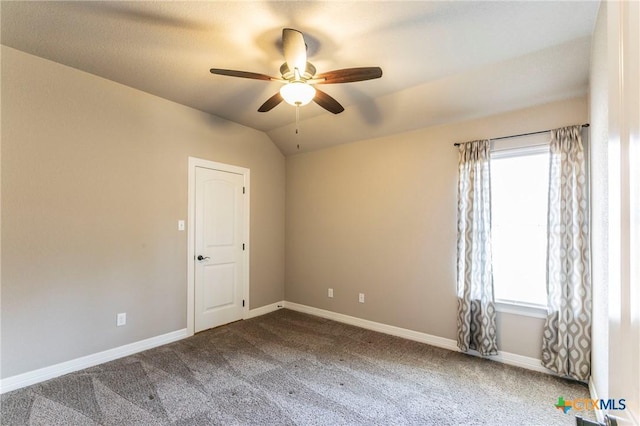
top-left (194, 166), bottom-right (245, 332)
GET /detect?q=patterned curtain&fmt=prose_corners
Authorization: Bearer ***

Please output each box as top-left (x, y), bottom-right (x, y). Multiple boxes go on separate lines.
top-left (541, 125), bottom-right (592, 381)
top-left (456, 140), bottom-right (498, 356)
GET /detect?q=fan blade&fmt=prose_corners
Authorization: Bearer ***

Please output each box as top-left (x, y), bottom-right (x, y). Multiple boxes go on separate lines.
top-left (313, 88), bottom-right (344, 114)
top-left (315, 67), bottom-right (383, 84)
top-left (283, 28), bottom-right (307, 76)
top-left (210, 68), bottom-right (275, 81)
top-left (258, 92), bottom-right (284, 112)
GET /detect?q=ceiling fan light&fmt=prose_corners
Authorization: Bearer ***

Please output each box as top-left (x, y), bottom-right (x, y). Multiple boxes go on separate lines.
top-left (280, 82), bottom-right (316, 106)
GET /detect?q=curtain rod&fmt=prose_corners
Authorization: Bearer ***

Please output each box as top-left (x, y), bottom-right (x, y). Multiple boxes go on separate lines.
top-left (453, 123), bottom-right (590, 146)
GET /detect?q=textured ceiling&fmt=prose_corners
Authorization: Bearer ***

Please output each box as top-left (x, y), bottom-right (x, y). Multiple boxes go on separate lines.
top-left (1, 1), bottom-right (599, 155)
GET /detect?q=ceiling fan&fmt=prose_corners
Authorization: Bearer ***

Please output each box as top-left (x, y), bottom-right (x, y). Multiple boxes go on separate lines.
top-left (210, 28), bottom-right (383, 115)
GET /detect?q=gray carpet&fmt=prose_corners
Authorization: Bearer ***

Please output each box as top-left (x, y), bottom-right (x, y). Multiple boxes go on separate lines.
top-left (1, 309), bottom-right (592, 425)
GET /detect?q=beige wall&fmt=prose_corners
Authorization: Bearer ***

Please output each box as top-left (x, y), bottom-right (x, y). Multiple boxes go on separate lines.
top-left (590, 1), bottom-right (640, 423)
top-left (286, 97), bottom-right (588, 359)
top-left (1, 46), bottom-right (285, 378)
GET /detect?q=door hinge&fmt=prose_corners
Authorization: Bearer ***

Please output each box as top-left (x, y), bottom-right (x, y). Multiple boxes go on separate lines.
top-left (243, 186), bottom-right (245, 194)
top-left (242, 300), bottom-right (245, 307)
top-left (242, 243), bottom-right (245, 251)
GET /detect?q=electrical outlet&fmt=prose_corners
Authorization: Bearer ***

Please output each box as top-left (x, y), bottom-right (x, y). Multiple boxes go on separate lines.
top-left (359, 293), bottom-right (365, 303)
top-left (116, 312), bottom-right (127, 327)
top-left (328, 288), bottom-right (334, 298)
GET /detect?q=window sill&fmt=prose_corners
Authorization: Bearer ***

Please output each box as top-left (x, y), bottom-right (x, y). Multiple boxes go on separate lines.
top-left (495, 301), bottom-right (548, 319)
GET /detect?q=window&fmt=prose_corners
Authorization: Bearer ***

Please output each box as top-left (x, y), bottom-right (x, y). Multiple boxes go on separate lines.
top-left (490, 145), bottom-right (549, 308)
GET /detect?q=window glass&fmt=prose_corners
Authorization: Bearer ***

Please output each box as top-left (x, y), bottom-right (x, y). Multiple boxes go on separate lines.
top-left (491, 149), bottom-right (549, 307)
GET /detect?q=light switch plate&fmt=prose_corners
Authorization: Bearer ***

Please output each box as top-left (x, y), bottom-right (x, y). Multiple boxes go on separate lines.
top-left (178, 220), bottom-right (185, 231)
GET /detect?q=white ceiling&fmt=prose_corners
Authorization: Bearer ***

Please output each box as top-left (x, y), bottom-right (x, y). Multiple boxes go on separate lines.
top-left (1, 1), bottom-right (599, 155)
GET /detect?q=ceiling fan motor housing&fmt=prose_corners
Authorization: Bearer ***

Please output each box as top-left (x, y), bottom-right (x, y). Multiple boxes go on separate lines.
top-left (280, 62), bottom-right (316, 81)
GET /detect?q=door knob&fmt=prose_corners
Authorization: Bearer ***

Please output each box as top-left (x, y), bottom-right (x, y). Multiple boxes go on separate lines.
top-left (197, 255), bottom-right (210, 261)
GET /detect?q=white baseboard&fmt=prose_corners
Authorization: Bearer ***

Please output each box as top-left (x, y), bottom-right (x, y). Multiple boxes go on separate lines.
top-left (0, 328), bottom-right (188, 394)
top-left (283, 301), bottom-right (550, 375)
top-left (589, 377), bottom-right (605, 423)
top-left (0, 300), bottom-right (286, 395)
top-left (588, 379), bottom-right (638, 425)
top-left (1, 300), bottom-right (552, 394)
top-left (283, 301), bottom-right (459, 350)
top-left (246, 301), bottom-right (285, 319)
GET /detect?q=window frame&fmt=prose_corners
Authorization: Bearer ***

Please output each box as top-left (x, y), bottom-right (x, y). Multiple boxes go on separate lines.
top-left (490, 143), bottom-right (550, 318)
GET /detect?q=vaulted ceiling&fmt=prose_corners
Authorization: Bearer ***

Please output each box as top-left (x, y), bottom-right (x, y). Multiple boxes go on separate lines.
top-left (1, 1), bottom-right (599, 155)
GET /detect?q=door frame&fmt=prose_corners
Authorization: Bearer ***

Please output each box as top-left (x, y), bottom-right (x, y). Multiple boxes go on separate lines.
top-left (187, 157), bottom-right (250, 336)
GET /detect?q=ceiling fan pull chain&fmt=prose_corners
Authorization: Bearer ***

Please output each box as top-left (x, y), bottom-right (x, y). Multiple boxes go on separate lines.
top-left (296, 106), bottom-right (301, 149)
